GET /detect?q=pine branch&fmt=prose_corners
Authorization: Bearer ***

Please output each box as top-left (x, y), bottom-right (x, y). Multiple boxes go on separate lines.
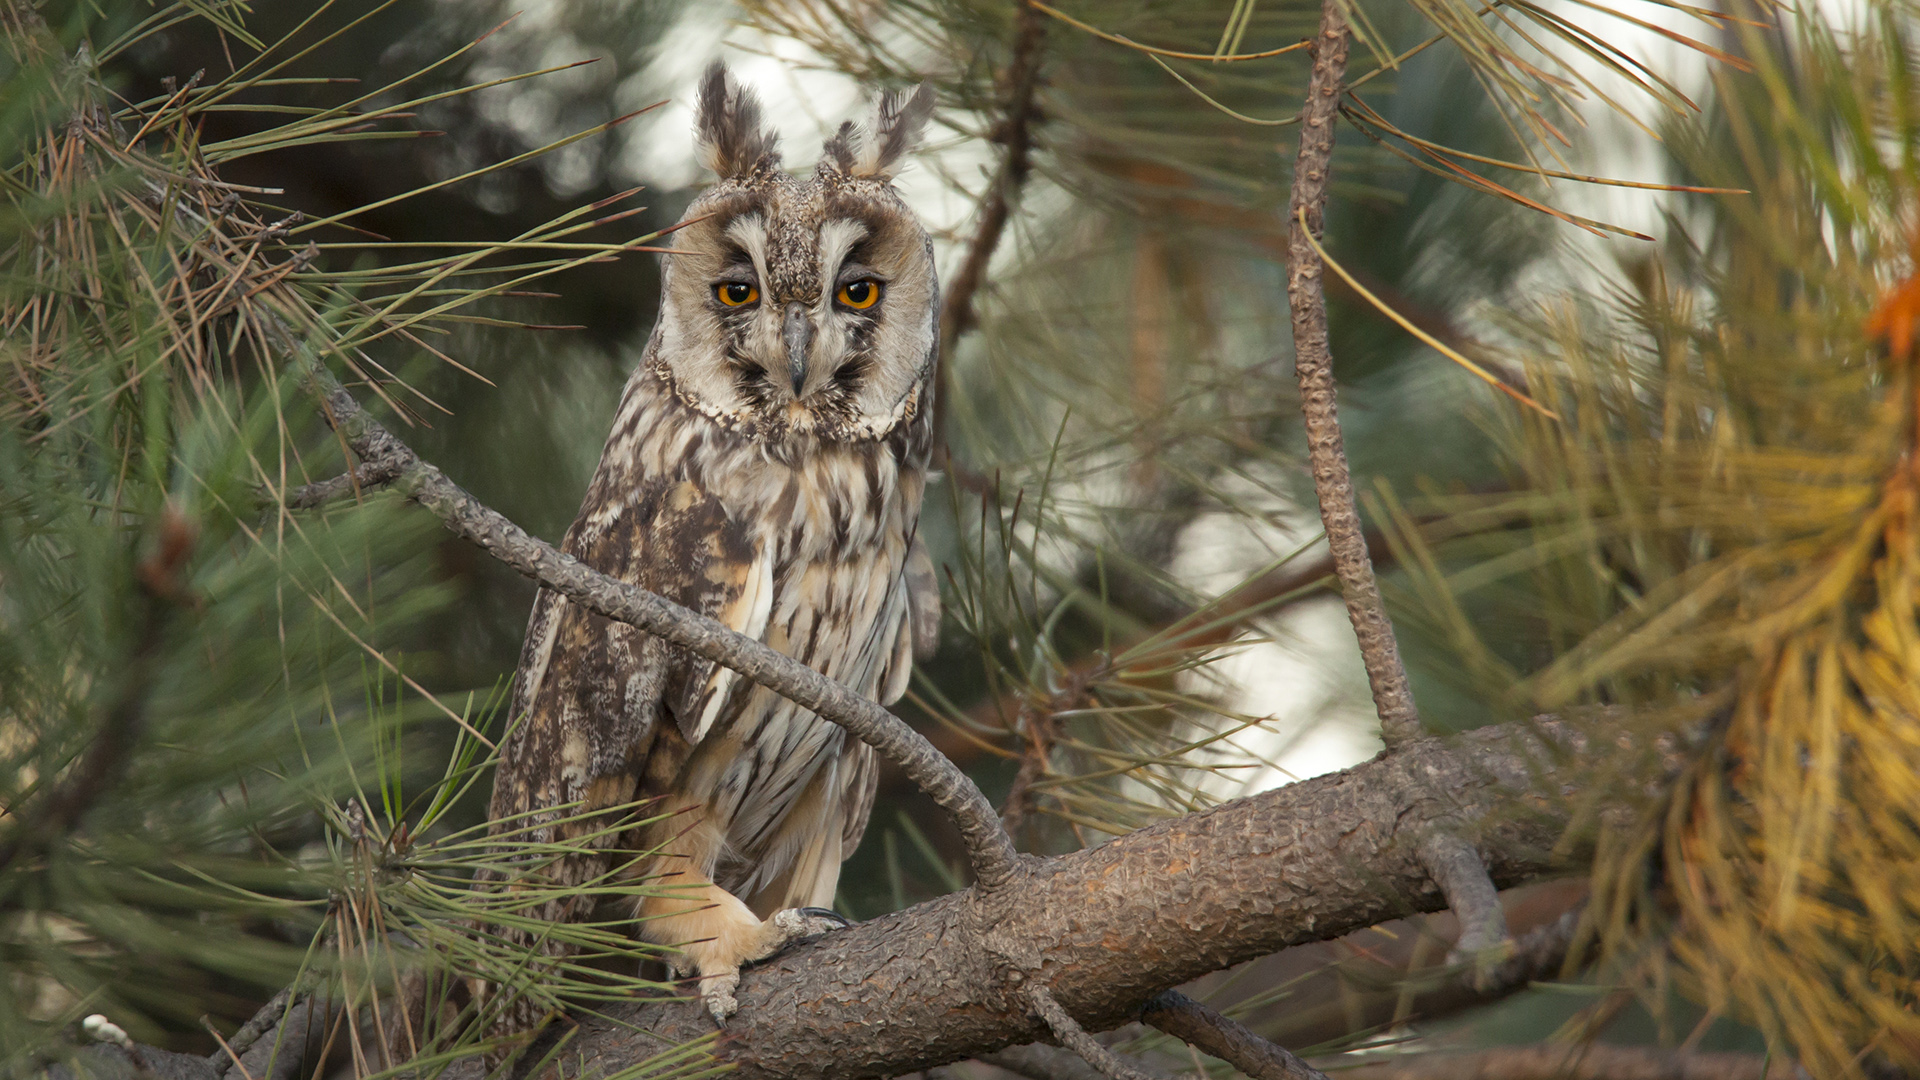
top-left (1285, 0), bottom-right (1421, 746)
top-left (501, 716), bottom-right (1626, 1080)
top-left (1328, 1045), bottom-right (1797, 1080)
top-left (934, 0), bottom-right (1048, 461)
top-left (1417, 831), bottom-right (1513, 984)
top-left (981, 1043), bottom-right (1166, 1080)
top-left (280, 459), bottom-right (408, 510)
top-left (1030, 986), bottom-right (1163, 1080)
top-left (1139, 990), bottom-right (1327, 1080)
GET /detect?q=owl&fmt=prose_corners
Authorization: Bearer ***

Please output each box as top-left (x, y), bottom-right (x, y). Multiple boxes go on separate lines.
top-left (482, 64), bottom-right (942, 1031)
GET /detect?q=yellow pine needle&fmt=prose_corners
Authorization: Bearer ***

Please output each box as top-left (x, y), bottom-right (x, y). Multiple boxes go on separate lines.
top-left (1296, 209), bottom-right (1561, 420)
top-left (1028, 1), bottom-right (1309, 62)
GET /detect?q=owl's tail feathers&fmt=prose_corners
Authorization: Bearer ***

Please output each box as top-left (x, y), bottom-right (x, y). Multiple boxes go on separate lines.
top-left (468, 879), bottom-right (602, 1074)
top-left (474, 989), bottom-right (563, 1076)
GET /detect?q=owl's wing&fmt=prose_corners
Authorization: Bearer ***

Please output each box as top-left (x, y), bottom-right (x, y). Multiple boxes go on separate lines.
top-left (905, 534), bottom-right (942, 661)
top-left (839, 742), bottom-right (879, 852)
top-left (489, 475), bottom-right (767, 842)
top-left (850, 537), bottom-right (935, 853)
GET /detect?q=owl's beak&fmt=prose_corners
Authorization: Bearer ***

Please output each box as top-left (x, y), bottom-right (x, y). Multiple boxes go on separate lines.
top-left (782, 302), bottom-right (814, 398)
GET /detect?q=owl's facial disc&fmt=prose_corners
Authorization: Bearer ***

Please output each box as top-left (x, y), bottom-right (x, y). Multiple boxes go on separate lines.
top-left (704, 212), bottom-right (892, 409)
top-left (656, 176), bottom-right (934, 443)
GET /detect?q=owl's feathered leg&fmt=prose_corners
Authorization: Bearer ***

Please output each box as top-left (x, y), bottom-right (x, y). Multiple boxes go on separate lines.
top-left (636, 870), bottom-right (846, 1022)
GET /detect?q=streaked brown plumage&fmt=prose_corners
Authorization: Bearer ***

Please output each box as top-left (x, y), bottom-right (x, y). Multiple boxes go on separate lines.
top-left (481, 64), bottom-right (940, 1034)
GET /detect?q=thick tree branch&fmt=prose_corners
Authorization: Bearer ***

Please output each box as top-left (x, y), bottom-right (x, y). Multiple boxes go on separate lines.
top-left (304, 366), bottom-right (1022, 892)
top-left (106, 721), bottom-right (1618, 1080)
top-left (1286, 0), bottom-right (1420, 745)
top-left (515, 719), bottom-right (1617, 1080)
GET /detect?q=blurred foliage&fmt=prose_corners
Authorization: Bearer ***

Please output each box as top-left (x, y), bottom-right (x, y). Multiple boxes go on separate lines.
top-left (1380, 0), bottom-right (1920, 1071)
top-left (0, 1), bottom-right (695, 1067)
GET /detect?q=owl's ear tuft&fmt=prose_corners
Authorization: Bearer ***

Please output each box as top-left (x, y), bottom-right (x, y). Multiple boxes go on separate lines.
top-left (820, 120), bottom-right (862, 175)
top-left (847, 83), bottom-right (933, 179)
top-left (695, 62), bottom-right (781, 178)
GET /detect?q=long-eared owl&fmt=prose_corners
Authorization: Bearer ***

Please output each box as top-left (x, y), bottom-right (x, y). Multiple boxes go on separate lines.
top-left (484, 64), bottom-right (941, 1026)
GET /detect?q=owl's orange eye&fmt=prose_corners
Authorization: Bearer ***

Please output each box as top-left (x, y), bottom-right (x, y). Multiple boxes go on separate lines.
top-left (715, 282), bottom-right (759, 307)
top-left (836, 279), bottom-right (882, 310)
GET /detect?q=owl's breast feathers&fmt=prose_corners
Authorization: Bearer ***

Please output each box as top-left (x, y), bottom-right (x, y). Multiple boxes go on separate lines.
top-left (489, 362), bottom-right (933, 889)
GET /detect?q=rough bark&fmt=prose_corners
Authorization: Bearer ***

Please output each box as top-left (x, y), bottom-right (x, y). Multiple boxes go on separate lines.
top-left (502, 720), bottom-right (1603, 1080)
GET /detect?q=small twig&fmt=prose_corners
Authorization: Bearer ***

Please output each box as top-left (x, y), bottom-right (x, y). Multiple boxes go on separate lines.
top-left (304, 366), bottom-right (1022, 892)
top-left (203, 1023), bottom-right (258, 1080)
top-left (1028, 985), bottom-right (1167, 1080)
top-left (1285, 0), bottom-right (1421, 746)
top-left (279, 457), bottom-right (407, 510)
top-left (1417, 832), bottom-right (1512, 985)
top-left (1000, 671), bottom-right (1088, 841)
top-left (209, 988), bottom-right (295, 1077)
top-left (1140, 990), bottom-right (1328, 1080)
top-left (983, 1042), bottom-right (1168, 1080)
top-left (1478, 898), bottom-right (1585, 992)
top-left (999, 703), bottom-right (1050, 840)
top-left (934, 0), bottom-right (1048, 455)
top-left (1321, 1044), bottom-right (1802, 1080)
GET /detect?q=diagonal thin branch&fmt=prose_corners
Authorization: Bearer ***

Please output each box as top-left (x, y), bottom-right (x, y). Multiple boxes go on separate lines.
top-left (1325, 1044), bottom-right (1799, 1080)
top-left (1417, 831), bottom-right (1514, 984)
top-left (1029, 986), bottom-right (1164, 1080)
top-left (934, 0), bottom-right (1048, 459)
top-left (280, 457), bottom-right (407, 510)
top-left (1139, 990), bottom-right (1328, 1080)
top-left (1285, 0), bottom-right (1421, 746)
top-left (981, 1042), bottom-right (1167, 1080)
top-left (303, 365), bottom-right (1022, 892)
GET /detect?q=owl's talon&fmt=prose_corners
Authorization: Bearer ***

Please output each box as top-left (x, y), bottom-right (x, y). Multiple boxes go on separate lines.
top-left (702, 968), bottom-right (741, 1026)
top-left (769, 906), bottom-right (850, 944)
top-left (796, 906), bottom-right (852, 929)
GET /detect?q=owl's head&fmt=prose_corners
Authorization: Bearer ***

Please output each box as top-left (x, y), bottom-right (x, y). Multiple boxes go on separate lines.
top-left (649, 63), bottom-right (938, 445)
